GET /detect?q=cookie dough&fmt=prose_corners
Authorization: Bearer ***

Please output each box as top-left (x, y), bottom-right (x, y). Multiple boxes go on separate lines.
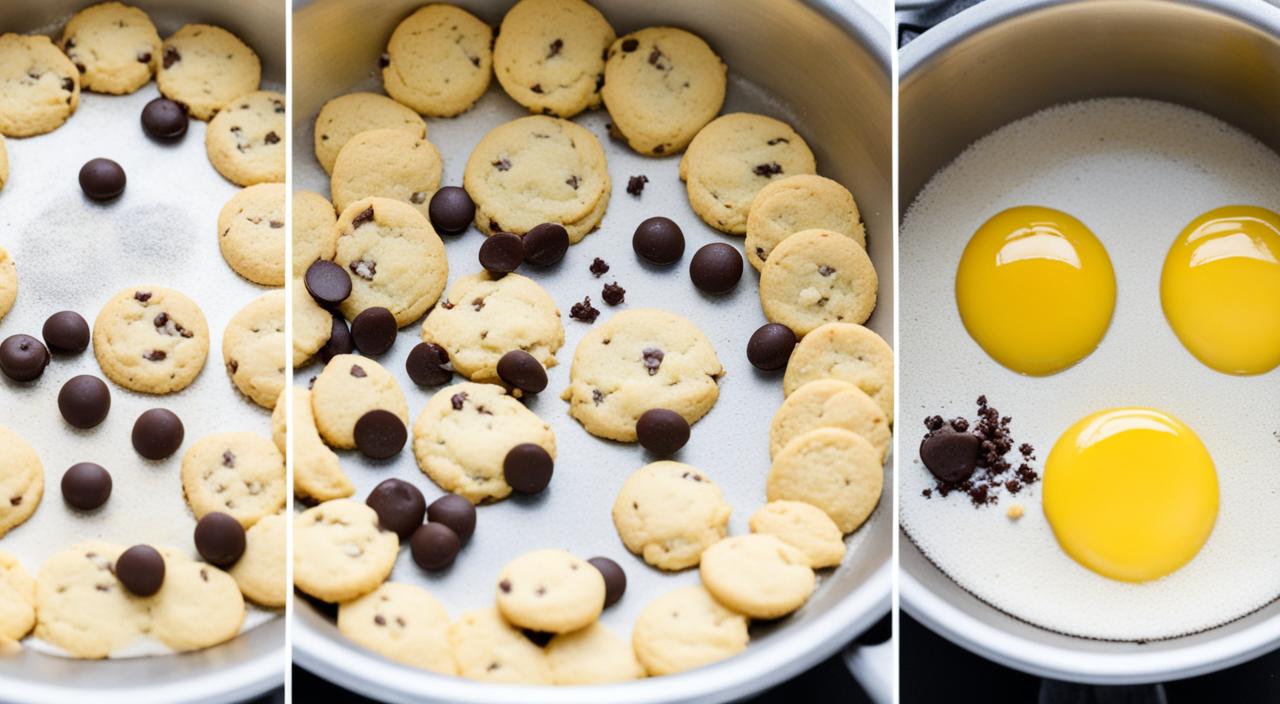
top-left (206, 90), bottom-right (286, 186)
top-left (181, 432), bottom-right (286, 528)
top-left (421, 272), bottom-right (564, 384)
top-left (0, 34), bottom-right (80, 137)
top-left (334, 197), bottom-right (448, 326)
top-left (313, 92), bottom-right (426, 174)
top-left (612, 461), bottom-right (730, 570)
top-left (0, 244), bottom-right (15, 323)
top-left (746, 174), bottom-right (865, 270)
top-left (463, 115), bottom-right (610, 242)
top-left (749, 500), bottom-right (846, 569)
top-left (632, 585), bottom-right (748, 676)
top-left (311, 354), bottom-right (409, 450)
top-left (293, 283), bottom-right (330, 368)
top-left (450, 608), bottom-right (553, 684)
top-left (331, 128), bottom-right (442, 221)
top-left (768, 427), bottom-right (883, 534)
top-left (339, 582), bottom-right (456, 674)
top-left (147, 555), bottom-right (246, 653)
top-left (293, 499), bottom-right (398, 603)
top-left (290, 387), bottom-right (353, 502)
top-left (222, 290), bottom-right (285, 409)
top-left (496, 549), bottom-right (604, 633)
top-left (92, 285), bottom-right (210, 394)
top-left (782, 322), bottom-right (894, 422)
top-left (228, 512), bottom-right (285, 607)
top-left (412, 382), bottom-right (555, 503)
top-left (546, 622), bottom-right (645, 685)
top-left (156, 24), bottom-right (261, 121)
top-left (382, 4), bottom-right (492, 117)
top-left (700, 534), bottom-right (815, 619)
top-left (760, 228), bottom-right (877, 335)
top-left (493, 0), bottom-right (615, 118)
top-left (602, 26), bottom-right (725, 156)
top-left (680, 112), bottom-right (816, 234)
top-left (292, 190), bottom-right (338, 278)
top-left (60, 2), bottom-right (161, 95)
top-left (218, 183), bottom-right (286, 286)
top-left (770, 378), bottom-right (889, 461)
top-left (0, 552), bottom-right (35, 642)
top-left (563, 308), bottom-right (723, 442)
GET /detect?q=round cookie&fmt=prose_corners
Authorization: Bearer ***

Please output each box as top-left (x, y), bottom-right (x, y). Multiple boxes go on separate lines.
top-left (493, 0), bottom-right (615, 118)
top-left (293, 284), bottom-right (330, 368)
top-left (768, 427), bottom-right (883, 534)
top-left (449, 608), bottom-right (553, 684)
top-left (750, 500), bottom-right (846, 569)
top-left (334, 197), bottom-right (448, 326)
top-left (602, 26), bottom-right (725, 156)
top-left (293, 499), bottom-right (398, 603)
top-left (463, 115), bottom-right (610, 242)
top-left (310, 354), bottom-right (409, 450)
top-left (563, 308), bottom-right (723, 442)
top-left (746, 174), bottom-right (866, 271)
top-left (421, 272), bottom-right (564, 384)
top-left (313, 92), bottom-right (426, 174)
top-left (770, 378), bottom-right (889, 461)
top-left (0, 244), bottom-right (16, 322)
top-left (632, 585), bottom-right (748, 676)
top-left (156, 24), bottom-right (260, 121)
top-left (331, 128), bottom-right (443, 221)
top-left (222, 290), bottom-right (285, 409)
top-left (181, 432), bottom-right (286, 528)
top-left (206, 90), bottom-right (286, 186)
top-left (495, 549), bottom-right (604, 633)
top-left (292, 190), bottom-right (338, 278)
top-left (611, 461), bottom-right (730, 571)
top-left (699, 534), bottom-right (815, 619)
top-left (218, 183), bottom-right (286, 286)
top-left (59, 2), bottom-right (161, 95)
top-left (412, 382), bottom-right (555, 503)
top-left (0, 427), bottom-right (41, 539)
top-left (229, 512), bottom-right (285, 607)
top-left (148, 554), bottom-right (245, 653)
top-left (782, 322), bottom-right (894, 422)
top-left (0, 34), bottom-right (80, 137)
top-left (33, 543), bottom-right (146, 658)
top-left (0, 552), bottom-right (35, 642)
top-left (290, 387), bottom-right (353, 502)
top-left (679, 112), bottom-right (816, 234)
top-left (760, 228), bottom-right (877, 335)
top-left (546, 622), bottom-right (645, 685)
top-left (92, 285), bottom-right (210, 394)
top-left (338, 582), bottom-right (456, 675)
top-left (382, 4), bottom-right (492, 117)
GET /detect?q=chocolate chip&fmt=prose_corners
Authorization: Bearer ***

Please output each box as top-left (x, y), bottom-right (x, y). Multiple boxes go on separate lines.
top-left (496, 350), bottom-right (547, 394)
top-left (116, 545), bottom-right (165, 596)
top-left (378, 52), bottom-right (390, 68)
top-left (349, 258), bottom-right (377, 281)
top-left (58, 375), bottom-right (111, 429)
top-left (589, 258), bottom-right (609, 277)
top-left (353, 410), bottom-right (407, 460)
top-left (79, 158), bottom-right (126, 200)
top-left (747, 323), bottom-right (797, 371)
top-left (406, 342), bottom-right (451, 386)
top-left (491, 158), bottom-right (511, 172)
top-left (366, 478), bottom-right (426, 538)
top-left (62, 462), bottom-right (112, 511)
top-left (43, 311), bottom-right (90, 353)
top-left (305, 260), bottom-right (352, 306)
top-left (641, 348), bottom-right (664, 375)
top-left (504, 443), bottom-right (553, 494)
top-left (61, 77), bottom-right (75, 92)
top-left (479, 232), bottom-right (524, 275)
top-left (351, 206), bottom-right (375, 228)
top-left (194, 512), bottom-right (246, 567)
top-left (565, 174), bottom-right (579, 189)
top-left (318, 314), bottom-right (353, 363)
top-left (264, 131), bottom-right (280, 145)
top-left (920, 426), bottom-right (982, 483)
top-left (522, 223), bottom-right (569, 266)
top-left (411, 523), bottom-right (461, 570)
top-left (427, 494), bottom-right (476, 544)
top-left (140, 97), bottom-right (188, 140)
top-left (635, 408), bottom-right (690, 455)
top-left (350, 364), bottom-right (367, 378)
top-left (648, 47), bottom-right (664, 67)
top-left (530, 83), bottom-right (543, 94)
top-left (131, 408), bottom-right (184, 460)
top-left (569, 297), bottom-right (599, 323)
top-left (690, 243), bottom-right (744, 295)
top-left (162, 46), bottom-right (180, 68)
top-left (409, 191), bottom-right (427, 205)
top-left (621, 38), bottom-right (639, 52)
top-left (137, 51), bottom-right (151, 63)
top-left (350, 307), bottom-right (397, 356)
top-left (548, 38), bottom-right (563, 58)
top-left (767, 137), bottom-right (790, 145)
top-left (754, 162), bottom-right (783, 177)
top-left (451, 392), bottom-right (467, 410)
top-left (587, 557), bottom-right (626, 607)
top-left (143, 350), bottom-right (166, 362)
top-left (601, 282), bottom-right (625, 306)
top-left (0, 334), bottom-right (49, 382)
top-left (633, 217), bottom-right (685, 265)
top-left (626, 175), bottom-right (648, 196)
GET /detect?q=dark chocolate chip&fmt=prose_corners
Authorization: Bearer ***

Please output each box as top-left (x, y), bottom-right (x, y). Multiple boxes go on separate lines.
top-left (378, 52), bottom-right (390, 68)
top-left (747, 323), bottom-right (797, 371)
top-left (405, 342), bottom-right (451, 386)
top-left (318, 314), bottom-right (353, 363)
top-left (635, 408), bottom-right (690, 455)
top-left (162, 45), bottom-right (180, 68)
top-left (116, 545), bottom-right (165, 596)
top-left (194, 512), bottom-right (246, 567)
top-left (753, 162), bottom-right (783, 177)
top-left (451, 392), bottom-right (467, 410)
top-left (62, 462), bottom-right (112, 511)
top-left (131, 408), bottom-right (184, 460)
top-left (427, 494), bottom-right (476, 544)
top-left (58, 375), bottom-right (111, 429)
top-left (137, 51), bottom-right (151, 63)
top-left (633, 217), bottom-right (684, 265)
top-left (504, 443), bottom-right (553, 494)
top-left (601, 282), bottom-right (625, 306)
top-left (411, 522), bottom-right (461, 571)
top-left (587, 556), bottom-right (626, 607)
top-left (621, 38), bottom-right (639, 52)
top-left (264, 131), bottom-right (280, 145)
top-left (140, 97), bottom-right (188, 140)
top-left (78, 158), bottom-right (126, 200)
top-left (305, 260), bottom-right (352, 306)
top-left (350, 306), bottom-right (397, 356)
top-left (353, 410), bottom-right (407, 460)
top-left (350, 364), bottom-right (367, 378)
top-left (43, 311), bottom-right (90, 352)
top-left (0, 334), bottom-right (50, 382)
top-left (689, 243), bottom-right (744, 295)
top-left (522, 223), bottom-right (569, 266)
top-left (920, 426), bottom-right (982, 483)
top-left (366, 478), bottom-right (426, 538)
top-left (548, 38), bottom-right (563, 58)
top-left (496, 350), bottom-right (547, 394)
top-left (589, 258), bottom-right (609, 277)
top-left (351, 206), bottom-right (375, 228)
top-left (569, 297), bottom-right (599, 323)
top-left (479, 232), bottom-right (524, 275)
top-left (626, 175), bottom-right (648, 196)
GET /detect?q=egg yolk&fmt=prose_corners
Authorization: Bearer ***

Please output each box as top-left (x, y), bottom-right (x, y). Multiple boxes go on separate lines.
top-left (1043, 408), bottom-right (1218, 583)
top-left (1160, 205), bottom-right (1280, 375)
top-left (955, 206), bottom-right (1116, 376)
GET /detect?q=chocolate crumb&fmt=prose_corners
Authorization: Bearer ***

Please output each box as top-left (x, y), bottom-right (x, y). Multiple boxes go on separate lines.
top-left (601, 282), bottom-right (625, 306)
top-left (570, 297), bottom-right (600, 323)
top-left (589, 257), bottom-right (609, 277)
top-left (753, 162), bottom-right (784, 177)
top-left (920, 395), bottom-right (1039, 507)
top-left (626, 175), bottom-right (648, 196)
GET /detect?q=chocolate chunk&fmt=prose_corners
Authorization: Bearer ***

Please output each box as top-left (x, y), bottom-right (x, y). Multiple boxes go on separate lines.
top-left (61, 462), bottom-right (112, 511)
top-left (378, 52), bottom-right (390, 68)
top-left (587, 557), bottom-right (626, 607)
top-left (366, 478), bottom-right (426, 538)
top-left (194, 512), bottom-right (246, 567)
top-left (641, 348), bottom-right (664, 375)
top-left (427, 494), bottom-right (476, 544)
top-left (689, 243), bottom-right (744, 294)
top-left (136, 50), bottom-right (151, 63)
top-left (626, 175), bottom-right (648, 196)
top-left (318, 314), bottom-right (353, 363)
top-left (920, 426), bottom-right (982, 483)
top-left (350, 364), bottom-right (367, 378)
top-left (548, 38), bottom-right (563, 58)
top-left (43, 311), bottom-right (90, 353)
top-left (264, 131), bottom-right (280, 145)
top-left (61, 77), bottom-right (74, 92)
top-left (162, 45), bottom-right (180, 68)
top-left (304, 260), bottom-right (352, 306)
top-left (58, 375), bottom-right (111, 429)
top-left (747, 323), bottom-right (797, 371)
top-left (635, 408), bottom-right (690, 456)
top-left (116, 545), bottom-right (165, 596)
top-left (753, 162), bottom-right (783, 177)
top-left (504, 443), bottom-right (554, 494)
top-left (351, 206), bottom-right (375, 228)
top-left (450, 392), bottom-right (467, 410)
top-left (143, 350), bottom-right (166, 362)
top-left (496, 350), bottom-right (547, 394)
top-left (140, 97), bottom-right (188, 140)
top-left (479, 232), bottom-right (525, 275)
top-left (349, 258), bottom-right (377, 281)
top-left (633, 217), bottom-right (685, 265)
top-left (350, 306), bottom-right (397, 356)
top-left (589, 258), bottom-right (609, 277)
top-left (491, 158), bottom-right (511, 171)
top-left (621, 38), bottom-right (639, 52)
top-left (522, 223), bottom-right (569, 266)
top-left (411, 523), bottom-right (461, 571)
top-left (406, 342), bottom-right (451, 386)
top-left (530, 83), bottom-right (543, 94)
top-left (78, 158), bottom-right (126, 200)
top-left (353, 410), bottom-right (407, 460)
top-left (569, 297), bottom-right (599, 323)
top-left (601, 282), bottom-right (625, 306)
top-left (428, 187), bottom-right (475, 234)
top-left (0, 334), bottom-right (50, 382)
top-left (131, 408), bottom-right (184, 460)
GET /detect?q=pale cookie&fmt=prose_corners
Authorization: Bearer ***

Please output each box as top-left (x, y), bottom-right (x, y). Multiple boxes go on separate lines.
top-left (421, 272), bottom-right (564, 384)
top-left (0, 34), bottom-right (80, 137)
top-left (60, 2), bottom-right (161, 95)
top-left (148, 556), bottom-right (245, 653)
top-left (339, 582), bottom-right (456, 674)
top-left (222, 290), bottom-right (285, 409)
top-left (291, 387), bottom-right (353, 502)
top-left (271, 388), bottom-right (286, 456)
top-left (464, 115), bottom-right (610, 242)
top-left (546, 622), bottom-right (645, 685)
top-left (229, 512), bottom-right (285, 607)
top-left (699, 534), bottom-right (815, 619)
top-left (749, 500), bottom-right (846, 569)
top-left (218, 183), bottom-right (286, 286)
top-left (746, 174), bottom-right (865, 270)
top-left (768, 428), bottom-right (883, 534)
top-left (760, 228), bottom-right (877, 335)
top-left (33, 542), bottom-right (145, 659)
top-left (334, 197), bottom-right (448, 326)
top-left (770, 378), bottom-right (889, 461)
top-left (313, 92), bottom-right (426, 174)
top-left (495, 549), bottom-right (604, 633)
top-left (0, 426), bottom-right (41, 539)
top-left (0, 134), bottom-right (8, 192)
top-left (493, 0), bottom-right (615, 118)
top-left (92, 285), bottom-right (210, 394)
top-left (680, 112), bottom-right (816, 234)
top-left (311, 354), bottom-right (409, 450)
top-left (0, 244), bottom-right (16, 323)
top-left (612, 461), bottom-right (730, 570)
top-left (0, 552), bottom-right (35, 642)
top-left (563, 308), bottom-right (723, 442)
top-left (782, 322), bottom-right (894, 422)
top-left (293, 283), bottom-right (330, 368)
top-left (181, 432), bottom-right (286, 528)
top-left (331, 128), bottom-right (442, 221)
top-left (412, 382), bottom-right (555, 503)
top-left (602, 26), bottom-right (725, 156)
top-left (382, 4), bottom-right (492, 117)
top-left (294, 499), bottom-right (398, 603)
top-left (292, 190), bottom-right (338, 278)
top-left (450, 608), bottom-right (553, 684)
top-left (156, 24), bottom-right (260, 121)
top-left (206, 90), bottom-right (286, 186)
top-left (632, 585), bottom-right (748, 676)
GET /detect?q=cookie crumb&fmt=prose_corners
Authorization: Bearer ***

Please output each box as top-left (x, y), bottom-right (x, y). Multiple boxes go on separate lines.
top-left (569, 297), bottom-right (600, 323)
top-left (626, 175), bottom-right (649, 196)
top-left (589, 257), bottom-right (610, 277)
top-left (1006, 504), bottom-right (1024, 520)
top-left (601, 282), bottom-right (625, 306)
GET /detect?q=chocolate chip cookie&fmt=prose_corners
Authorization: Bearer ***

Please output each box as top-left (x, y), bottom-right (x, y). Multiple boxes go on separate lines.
top-left (92, 286), bottom-right (210, 394)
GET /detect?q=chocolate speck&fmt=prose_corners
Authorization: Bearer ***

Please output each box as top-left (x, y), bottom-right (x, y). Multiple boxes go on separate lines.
top-left (754, 162), bottom-right (783, 177)
top-left (602, 282), bottom-right (625, 306)
top-left (350, 365), bottom-right (367, 378)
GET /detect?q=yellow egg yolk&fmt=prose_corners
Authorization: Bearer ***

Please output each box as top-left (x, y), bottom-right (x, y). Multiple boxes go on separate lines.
top-left (1043, 408), bottom-right (1218, 583)
top-left (1160, 205), bottom-right (1280, 375)
top-left (955, 206), bottom-right (1116, 376)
